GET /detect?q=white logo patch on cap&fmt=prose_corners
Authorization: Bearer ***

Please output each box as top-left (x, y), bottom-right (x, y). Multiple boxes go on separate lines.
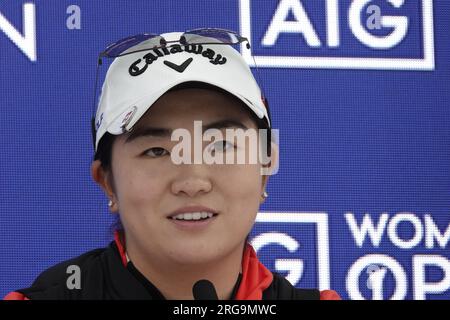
top-left (120, 105), bottom-right (137, 133)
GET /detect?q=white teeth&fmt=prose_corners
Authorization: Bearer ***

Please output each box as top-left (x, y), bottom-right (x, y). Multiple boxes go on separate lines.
top-left (172, 211), bottom-right (214, 221)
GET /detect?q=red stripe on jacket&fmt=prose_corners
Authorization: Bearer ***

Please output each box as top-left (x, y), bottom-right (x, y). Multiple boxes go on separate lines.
top-left (4, 291), bottom-right (29, 300)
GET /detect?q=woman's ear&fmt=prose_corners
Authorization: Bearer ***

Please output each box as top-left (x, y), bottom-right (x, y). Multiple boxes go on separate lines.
top-left (91, 160), bottom-right (119, 213)
top-left (260, 141), bottom-right (279, 201)
top-left (261, 141), bottom-right (279, 177)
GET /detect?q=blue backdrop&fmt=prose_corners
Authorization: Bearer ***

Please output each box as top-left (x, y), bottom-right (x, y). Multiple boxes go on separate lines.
top-left (1, 0), bottom-right (449, 300)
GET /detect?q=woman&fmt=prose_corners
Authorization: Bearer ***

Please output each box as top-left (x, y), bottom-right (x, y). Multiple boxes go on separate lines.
top-left (5, 29), bottom-right (340, 300)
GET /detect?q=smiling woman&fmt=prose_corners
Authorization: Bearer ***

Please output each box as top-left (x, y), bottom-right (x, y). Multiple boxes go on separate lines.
top-left (4, 28), bottom-right (340, 300)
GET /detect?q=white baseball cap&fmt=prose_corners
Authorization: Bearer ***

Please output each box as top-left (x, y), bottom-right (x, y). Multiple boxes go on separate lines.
top-left (93, 31), bottom-right (270, 151)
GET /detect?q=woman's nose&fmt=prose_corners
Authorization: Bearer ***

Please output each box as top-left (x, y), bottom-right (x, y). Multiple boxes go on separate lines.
top-left (170, 166), bottom-right (213, 197)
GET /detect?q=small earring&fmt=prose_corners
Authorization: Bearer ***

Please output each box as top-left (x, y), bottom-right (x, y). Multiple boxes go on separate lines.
top-left (262, 191), bottom-right (268, 199)
top-left (108, 199), bottom-right (114, 207)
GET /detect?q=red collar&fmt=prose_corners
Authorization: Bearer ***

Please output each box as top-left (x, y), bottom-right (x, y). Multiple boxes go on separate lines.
top-left (113, 230), bottom-right (273, 300)
top-left (234, 242), bottom-right (273, 299)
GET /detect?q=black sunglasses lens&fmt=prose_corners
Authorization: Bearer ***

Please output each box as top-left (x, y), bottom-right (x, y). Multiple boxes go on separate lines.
top-left (102, 29), bottom-right (245, 58)
top-left (103, 33), bottom-right (161, 57)
top-left (183, 28), bottom-right (241, 45)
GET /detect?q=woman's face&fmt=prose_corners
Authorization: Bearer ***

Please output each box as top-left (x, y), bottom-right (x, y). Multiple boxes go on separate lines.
top-left (95, 87), bottom-right (271, 265)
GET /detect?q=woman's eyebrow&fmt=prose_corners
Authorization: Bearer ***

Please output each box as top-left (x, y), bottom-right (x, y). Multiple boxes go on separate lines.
top-left (125, 119), bottom-right (248, 144)
top-left (204, 119), bottom-right (248, 131)
top-left (125, 127), bottom-right (172, 143)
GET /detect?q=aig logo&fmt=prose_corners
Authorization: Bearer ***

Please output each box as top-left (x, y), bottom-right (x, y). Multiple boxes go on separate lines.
top-left (239, 0), bottom-right (435, 70)
top-left (249, 212), bottom-right (331, 290)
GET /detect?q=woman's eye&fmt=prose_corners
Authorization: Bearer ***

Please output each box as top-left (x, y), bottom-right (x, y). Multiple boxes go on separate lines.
top-left (143, 147), bottom-right (169, 158)
top-left (207, 140), bottom-right (235, 153)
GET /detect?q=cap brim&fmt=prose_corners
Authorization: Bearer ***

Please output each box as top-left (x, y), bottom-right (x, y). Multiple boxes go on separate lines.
top-left (106, 78), bottom-right (269, 136)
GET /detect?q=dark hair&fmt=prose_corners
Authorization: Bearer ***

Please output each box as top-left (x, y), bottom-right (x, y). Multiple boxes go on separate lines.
top-left (94, 132), bottom-right (116, 171)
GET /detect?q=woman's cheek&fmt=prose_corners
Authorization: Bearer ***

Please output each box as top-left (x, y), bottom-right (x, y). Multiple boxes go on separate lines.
top-left (220, 167), bottom-right (262, 204)
top-left (114, 166), bottom-right (161, 205)
top-left (215, 163), bottom-right (262, 186)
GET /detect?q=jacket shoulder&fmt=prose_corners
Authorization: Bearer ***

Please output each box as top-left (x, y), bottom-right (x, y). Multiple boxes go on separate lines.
top-left (31, 247), bottom-right (106, 287)
top-left (319, 289), bottom-right (341, 300)
top-left (5, 246), bottom-right (109, 300)
top-left (263, 273), bottom-right (341, 300)
top-left (263, 273), bottom-right (320, 300)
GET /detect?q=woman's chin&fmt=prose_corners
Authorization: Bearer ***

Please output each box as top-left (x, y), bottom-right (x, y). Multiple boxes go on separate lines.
top-left (164, 243), bottom-right (228, 265)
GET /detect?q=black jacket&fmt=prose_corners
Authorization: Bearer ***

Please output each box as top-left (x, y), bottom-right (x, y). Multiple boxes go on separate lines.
top-left (8, 241), bottom-right (321, 300)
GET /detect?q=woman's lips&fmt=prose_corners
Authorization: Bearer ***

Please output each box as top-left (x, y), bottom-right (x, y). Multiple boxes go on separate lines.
top-left (169, 213), bottom-right (218, 230)
top-left (167, 205), bottom-right (219, 231)
top-left (167, 205), bottom-right (219, 218)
